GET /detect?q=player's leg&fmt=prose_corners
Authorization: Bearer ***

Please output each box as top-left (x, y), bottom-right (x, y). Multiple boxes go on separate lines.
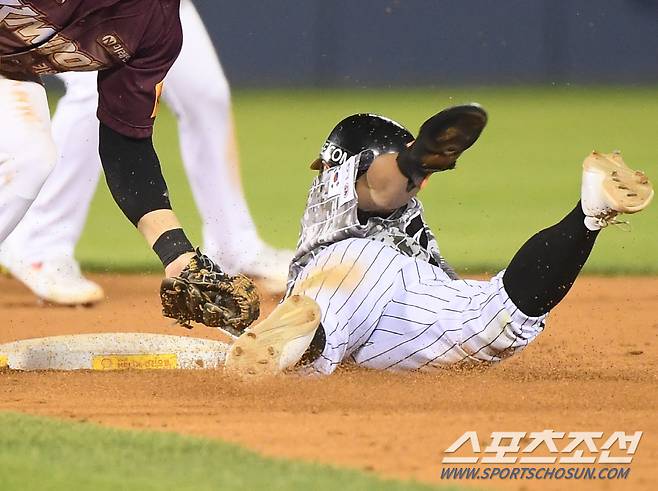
top-left (356, 152), bottom-right (654, 370)
top-left (225, 239), bottom-right (547, 375)
top-left (226, 238), bottom-right (532, 375)
top-left (161, 0), bottom-right (292, 291)
top-left (503, 151), bottom-right (653, 317)
top-left (0, 75), bottom-right (57, 244)
top-left (501, 203), bottom-right (598, 317)
top-left (0, 71), bottom-right (104, 305)
top-left (351, 262), bottom-right (546, 371)
top-left (355, 152), bottom-right (654, 370)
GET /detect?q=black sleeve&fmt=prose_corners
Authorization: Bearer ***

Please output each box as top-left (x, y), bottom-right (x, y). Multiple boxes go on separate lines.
top-left (98, 122), bottom-right (171, 226)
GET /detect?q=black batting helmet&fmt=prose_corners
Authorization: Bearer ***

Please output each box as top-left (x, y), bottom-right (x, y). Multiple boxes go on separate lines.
top-left (310, 113), bottom-right (414, 170)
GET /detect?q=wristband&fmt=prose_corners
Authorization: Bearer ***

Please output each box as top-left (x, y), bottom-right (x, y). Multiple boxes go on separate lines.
top-left (152, 228), bottom-right (194, 267)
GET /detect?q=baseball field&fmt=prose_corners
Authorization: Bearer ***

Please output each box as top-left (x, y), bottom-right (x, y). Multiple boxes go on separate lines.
top-left (1, 87), bottom-right (657, 490)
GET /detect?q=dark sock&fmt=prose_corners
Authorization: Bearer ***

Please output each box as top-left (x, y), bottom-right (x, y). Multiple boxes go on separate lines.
top-left (503, 202), bottom-right (599, 317)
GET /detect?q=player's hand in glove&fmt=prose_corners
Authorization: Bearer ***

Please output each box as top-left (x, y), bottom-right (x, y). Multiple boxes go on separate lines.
top-left (397, 104), bottom-right (487, 189)
top-left (160, 250), bottom-right (260, 336)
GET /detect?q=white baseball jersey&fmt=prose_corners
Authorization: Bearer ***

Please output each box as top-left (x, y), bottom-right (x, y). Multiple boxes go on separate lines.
top-left (289, 153), bottom-right (547, 374)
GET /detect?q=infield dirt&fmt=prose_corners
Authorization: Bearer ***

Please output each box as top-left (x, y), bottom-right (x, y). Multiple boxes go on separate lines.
top-left (1, 274), bottom-right (657, 491)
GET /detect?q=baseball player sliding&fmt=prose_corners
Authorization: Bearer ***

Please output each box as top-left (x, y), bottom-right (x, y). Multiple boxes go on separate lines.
top-left (224, 104), bottom-right (654, 376)
top-left (1, 0), bottom-right (260, 333)
top-left (0, 0), bottom-right (291, 306)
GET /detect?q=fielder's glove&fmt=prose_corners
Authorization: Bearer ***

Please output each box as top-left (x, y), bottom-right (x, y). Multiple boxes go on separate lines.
top-left (397, 104), bottom-right (487, 189)
top-left (160, 250), bottom-right (260, 336)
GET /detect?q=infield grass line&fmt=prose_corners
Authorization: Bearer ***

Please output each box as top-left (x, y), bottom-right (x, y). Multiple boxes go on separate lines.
top-left (0, 411), bottom-right (466, 491)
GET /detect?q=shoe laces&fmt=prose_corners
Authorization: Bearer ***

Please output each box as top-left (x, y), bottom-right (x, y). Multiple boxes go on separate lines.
top-left (592, 214), bottom-right (631, 231)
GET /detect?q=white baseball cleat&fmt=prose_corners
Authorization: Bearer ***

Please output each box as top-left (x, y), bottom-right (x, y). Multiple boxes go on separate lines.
top-left (224, 294), bottom-right (321, 376)
top-left (0, 252), bottom-right (104, 306)
top-left (581, 151), bottom-right (654, 231)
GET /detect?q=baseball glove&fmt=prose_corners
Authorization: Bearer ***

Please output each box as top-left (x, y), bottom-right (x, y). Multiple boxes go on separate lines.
top-left (160, 250), bottom-right (260, 336)
top-left (397, 104), bottom-right (488, 188)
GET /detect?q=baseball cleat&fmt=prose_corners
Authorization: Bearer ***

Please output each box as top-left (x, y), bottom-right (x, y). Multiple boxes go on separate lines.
top-left (581, 151), bottom-right (654, 231)
top-left (224, 294), bottom-right (321, 376)
top-left (0, 253), bottom-right (104, 306)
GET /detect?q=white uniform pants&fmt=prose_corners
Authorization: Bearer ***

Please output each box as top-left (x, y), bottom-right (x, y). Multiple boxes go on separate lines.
top-left (0, 75), bottom-right (56, 243)
top-left (292, 238), bottom-right (547, 374)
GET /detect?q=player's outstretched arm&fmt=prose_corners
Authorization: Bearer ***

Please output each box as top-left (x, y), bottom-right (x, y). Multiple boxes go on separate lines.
top-left (98, 123), bottom-right (260, 332)
top-left (356, 104), bottom-right (487, 213)
top-left (98, 123), bottom-right (194, 276)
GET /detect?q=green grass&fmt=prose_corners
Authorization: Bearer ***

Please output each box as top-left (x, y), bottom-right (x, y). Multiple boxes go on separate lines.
top-left (74, 86), bottom-right (658, 273)
top-left (0, 412), bottom-right (451, 491)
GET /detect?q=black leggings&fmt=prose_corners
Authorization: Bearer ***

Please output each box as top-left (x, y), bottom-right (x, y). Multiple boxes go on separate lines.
top-left (502, 202), bottom-right (599, 317)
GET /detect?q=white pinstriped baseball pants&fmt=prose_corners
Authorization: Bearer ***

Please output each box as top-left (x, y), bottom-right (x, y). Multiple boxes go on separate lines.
top-left (291, 238), bottom-right (547, 374)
